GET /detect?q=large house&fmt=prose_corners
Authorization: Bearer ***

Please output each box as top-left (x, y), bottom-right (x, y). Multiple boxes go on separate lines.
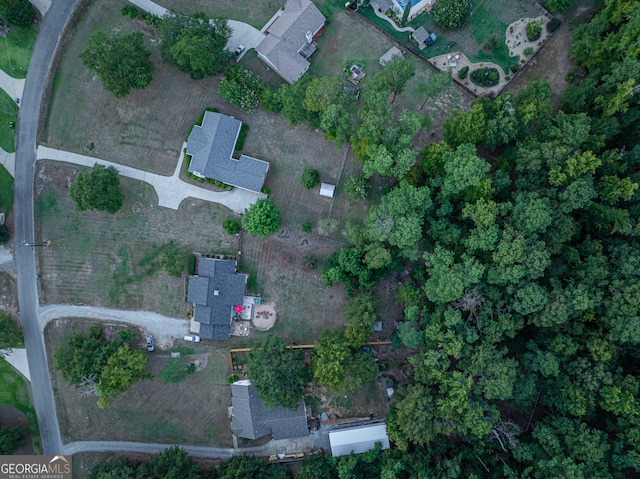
top-left (256, 0), bottom-right (326, 83)
top-left (186, 111), bottom-right (269, 193)
top-left (230, 380), bottom-right (309, 440)
top-left (187, 258), bottom-right (247, 340)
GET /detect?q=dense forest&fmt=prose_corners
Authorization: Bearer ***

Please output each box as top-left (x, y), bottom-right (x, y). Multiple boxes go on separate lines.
top-left (87, 0), bottom-right (640, 477)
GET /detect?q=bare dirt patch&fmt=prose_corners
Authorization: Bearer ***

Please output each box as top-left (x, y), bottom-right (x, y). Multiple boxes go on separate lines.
top-left (306, 380), bottom-right (388, 420)
top-left (0, 272), bottom-right (17, 313)
top-left (46, 318), bottom-right (234, 446)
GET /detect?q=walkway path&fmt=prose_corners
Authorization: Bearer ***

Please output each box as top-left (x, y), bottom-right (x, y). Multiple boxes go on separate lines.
top-left (371, 4), bottom-right (415, 33)
top-left (0, 148), bottom-right (14, 176)
top-left (128, 0), bottom-right (168, 18)
top-left (0, 69), bottom-right (25, 102)
top-left (38, 304), bottom-right (190, 348)
top-left (37, 146), bottom-right (263, 213)
top-left (30, 0), bottom-right (52, 17)
top-left (3, 348), bottom-right (30, 381)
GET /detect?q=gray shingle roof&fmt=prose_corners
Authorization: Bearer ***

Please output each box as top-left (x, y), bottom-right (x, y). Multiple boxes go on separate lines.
top-left (187, 258), bottom-right (247, 340)
top-left (256, 0), bottom-right (326, 83)
top-left (412, 26), bottom-right (430, 44)
top-left (186, 112), bottom-right (270, 193)
top-left (231, 380), bottom-right (308, 440)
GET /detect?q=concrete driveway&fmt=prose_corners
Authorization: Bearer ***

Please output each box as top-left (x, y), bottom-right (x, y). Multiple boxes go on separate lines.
top-left (226, 20), bottom-right (265, 61)
top-left (37, 146), bottom-right (264, 213)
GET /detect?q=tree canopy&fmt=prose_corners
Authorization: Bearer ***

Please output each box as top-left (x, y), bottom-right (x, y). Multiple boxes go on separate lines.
top-left (0, 0), bottom-right (33, 27)
top-left (246, 334), bottom-right (308, 409)
top-left (158, 12), bottom-right (232, 79)
top-left (69, 164), bottom-right (124, 213)
top-left (80, 31), bottom-right (153, 98)
top-left (242, 198), bottom-right (281, 237)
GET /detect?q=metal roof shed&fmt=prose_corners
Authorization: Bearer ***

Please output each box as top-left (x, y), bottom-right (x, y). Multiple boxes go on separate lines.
top-left (319, 183), bottom-right (335, 198)
top-left (329, 423), bottom-right (390, 457)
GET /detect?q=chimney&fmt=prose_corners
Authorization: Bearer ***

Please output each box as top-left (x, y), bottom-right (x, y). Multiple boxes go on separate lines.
top-left (214, 290), bottom-right (220, 296)
top-left (306, 31), bottom-right (313, 44)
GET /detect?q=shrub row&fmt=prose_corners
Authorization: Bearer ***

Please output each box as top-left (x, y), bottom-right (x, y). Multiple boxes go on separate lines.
top-left (120, 5), bottom-right (161, 27)
top-left (235, 124), bottom-right (249, 151)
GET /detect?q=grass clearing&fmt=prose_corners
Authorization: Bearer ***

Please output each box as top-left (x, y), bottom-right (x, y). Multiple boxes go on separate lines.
top-left (47, 318), bottom-right (234, 446)
top-left (0, 88), bottom-right (18, 152)
top-left (35, 161), bottom-right (236, 316)
top-left (156, 0), bottom-right (277, 29)
top-left (0, 164), bottom-right (13, 212)
top-left (306, 379), bottom-right (388, 419)
top-left (0, 359), bottom-right (42, 452)
top-left (0, 26), bottom-right (38, 78)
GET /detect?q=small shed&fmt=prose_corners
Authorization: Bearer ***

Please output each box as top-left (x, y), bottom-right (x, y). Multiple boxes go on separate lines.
top-left (329, 423), bottom-right (390, 457)
top-left (412, 26), bottom-right (430, 50)
top-left (319, 183), bottom-right (335, 198)
top-left (379, 46), bottom-right (404, 66)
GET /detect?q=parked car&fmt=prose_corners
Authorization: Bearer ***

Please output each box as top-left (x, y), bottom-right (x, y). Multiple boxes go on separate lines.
top-left (184, 335), bottom-right (201, 343)
top-left (145, 336), bottom-right (155, 352)
top-left (234, 45), bottom-right (245, 57)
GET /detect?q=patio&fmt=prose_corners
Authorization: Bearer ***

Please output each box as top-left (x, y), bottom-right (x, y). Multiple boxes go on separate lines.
top-left (252, 301), bottom-right (277, 331)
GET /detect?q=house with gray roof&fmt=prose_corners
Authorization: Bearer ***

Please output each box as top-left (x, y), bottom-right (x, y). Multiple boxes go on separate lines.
top-left (257, 0), bottom-right (326, 83)
top-left (231, 379), bottom-right (309, 440)
top-left (187, 258), bottom-right (247, 340)
top-left (186, 111), bottom-right (269, 193)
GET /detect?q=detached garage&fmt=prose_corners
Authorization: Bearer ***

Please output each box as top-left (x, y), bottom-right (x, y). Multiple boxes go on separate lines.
top-left (329, 423), bottom-right (390, 457)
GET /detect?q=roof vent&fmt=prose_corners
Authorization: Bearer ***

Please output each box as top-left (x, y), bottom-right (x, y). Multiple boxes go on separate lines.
top-left (214, 290), bottom-right (220, 296)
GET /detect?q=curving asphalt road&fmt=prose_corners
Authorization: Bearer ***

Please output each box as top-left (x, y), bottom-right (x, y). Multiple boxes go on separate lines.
top-left (15, 0), bottom-right (81, 454)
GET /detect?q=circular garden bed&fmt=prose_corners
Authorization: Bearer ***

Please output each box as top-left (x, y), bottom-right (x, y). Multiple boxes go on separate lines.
top-left (470, 67), bottom-right (500, 87)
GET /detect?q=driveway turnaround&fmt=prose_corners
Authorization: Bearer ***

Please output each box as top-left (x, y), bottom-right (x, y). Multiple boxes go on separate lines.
top-left (37, 146), bottom-right (264, 213)
top-left (38, 305), bottom-right (190, 349)
top-left (227, 20), bottom-right (265, 60)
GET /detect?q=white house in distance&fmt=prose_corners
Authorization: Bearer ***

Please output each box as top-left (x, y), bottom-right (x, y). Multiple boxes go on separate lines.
top-left (372, 0), bottom-right (437, 21)
top-left (257, 0), bottom-right (326, 83)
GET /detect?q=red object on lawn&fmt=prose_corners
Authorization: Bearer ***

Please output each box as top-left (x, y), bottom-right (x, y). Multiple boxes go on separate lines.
top-left (235, 305), bottom-right (243, 313)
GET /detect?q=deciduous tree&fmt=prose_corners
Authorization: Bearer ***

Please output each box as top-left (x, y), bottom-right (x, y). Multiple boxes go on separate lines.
top-left (80, 31), bottom-right (153, 98)
top-left (69, 164), bottom-right (124, 213)
top-left (242, 198), bottom-right (281, 238)
top-left (246, 334), bottom-right (308, 409)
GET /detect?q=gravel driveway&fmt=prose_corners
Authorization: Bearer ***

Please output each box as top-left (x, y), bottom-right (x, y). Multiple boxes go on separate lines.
top-left (38, 305), bottom-right (190, 348)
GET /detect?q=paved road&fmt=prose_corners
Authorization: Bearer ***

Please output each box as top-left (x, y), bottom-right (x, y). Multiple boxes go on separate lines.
top-left (15, 0), bottom-right (81, 455)
top-left (38, 146), bottom-right (264, 213)
top-left (39, 305), bottom-right (190, 348)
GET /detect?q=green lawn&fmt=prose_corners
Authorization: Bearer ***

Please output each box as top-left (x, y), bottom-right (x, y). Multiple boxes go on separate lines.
top-left (0, 164), bottom-right (13, 212)
top-left (0, 89), bottom-right (18, 152)
top-left (0, 27), bottom-right (38, 79)
top-left (0, 359), bottom-right (42, 452)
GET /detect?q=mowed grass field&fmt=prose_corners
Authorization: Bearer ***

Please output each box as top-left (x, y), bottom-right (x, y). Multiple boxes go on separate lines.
top-left (0, 26), bottom-right (38, 79)
top-left (0, 89), bottom-right (18, 152)
top-left (34, 161), bottom-right (236, 316)
top-left (0, 359), bottom-right (41, 452)
top-left (157, 0), bottom-right (277, 29)
top-left (47, 319), bottom-right (234, 446)
top-left (0, 164), bottom-right (13, 212)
